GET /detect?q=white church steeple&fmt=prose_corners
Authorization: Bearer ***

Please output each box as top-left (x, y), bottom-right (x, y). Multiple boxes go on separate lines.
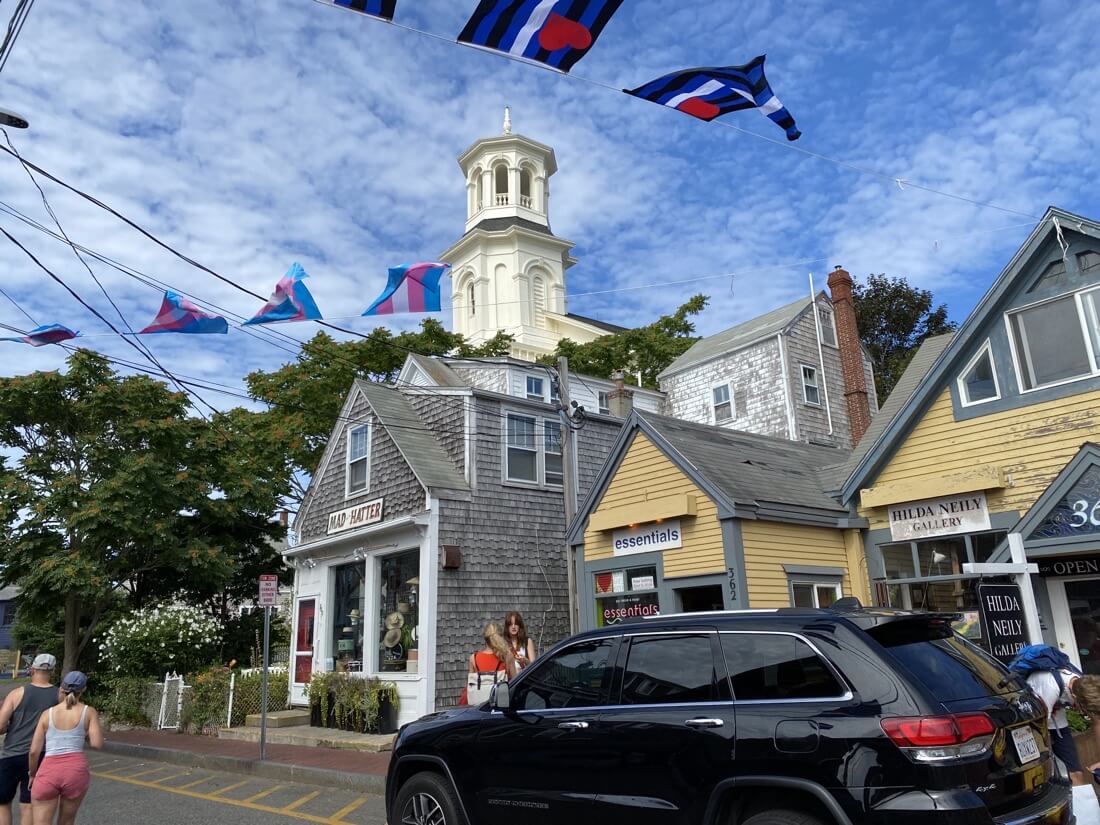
top-left (440, 115), bottom-right (616, 362)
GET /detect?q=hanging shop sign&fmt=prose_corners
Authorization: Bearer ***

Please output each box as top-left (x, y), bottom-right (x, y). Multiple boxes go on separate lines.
top-left (611, 520), bottom-right (682, 556)
top-left (888, 492), bottom-right (991, 541)
top-left (327, 497), bottom-right (384, 535)
top-left (976, 582), bottom-right (1027, 663)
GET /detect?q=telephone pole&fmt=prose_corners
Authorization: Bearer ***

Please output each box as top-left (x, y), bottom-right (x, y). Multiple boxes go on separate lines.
top-left (557, 356), bottom-right (580, 634)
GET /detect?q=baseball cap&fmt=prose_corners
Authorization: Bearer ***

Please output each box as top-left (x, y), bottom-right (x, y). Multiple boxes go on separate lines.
top-left (31, 653), bottom-right (56, 671)
top-left (60, 671), bottom-right (87, 692)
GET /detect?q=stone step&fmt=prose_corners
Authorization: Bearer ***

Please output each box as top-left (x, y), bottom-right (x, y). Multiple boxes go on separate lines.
top-left (244, 709), bottom-right (312, 728)
top-left (219, 724), bottom-right (395, 752)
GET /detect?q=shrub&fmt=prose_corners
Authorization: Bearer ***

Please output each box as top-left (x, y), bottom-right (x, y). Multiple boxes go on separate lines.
top-left (306, 672), bottom-right (398, 733)
top-left (185, 666), bottom-right (233, 734)
top-left (100, 676), bottom-right (155, 726)
top-left (100, 603), bottom-right (222, 679)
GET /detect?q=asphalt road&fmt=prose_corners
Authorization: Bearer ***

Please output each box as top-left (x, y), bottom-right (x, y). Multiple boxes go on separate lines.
top-left (12, 752), bottom-right (390, 825)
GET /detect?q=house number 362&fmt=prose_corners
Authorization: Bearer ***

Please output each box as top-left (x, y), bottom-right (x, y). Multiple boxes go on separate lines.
top-left (1069, 499), bottom-right (1100, 528)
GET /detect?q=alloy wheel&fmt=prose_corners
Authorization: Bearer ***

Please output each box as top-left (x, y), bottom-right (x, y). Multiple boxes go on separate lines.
top-left (401, 792), bottom-right (446, 825)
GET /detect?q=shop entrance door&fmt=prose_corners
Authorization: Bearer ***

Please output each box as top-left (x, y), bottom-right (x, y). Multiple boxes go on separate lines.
top-left (1063, 579), bottom-right (1100, 675)
top-left (291, 598), bottom-right (316, 705)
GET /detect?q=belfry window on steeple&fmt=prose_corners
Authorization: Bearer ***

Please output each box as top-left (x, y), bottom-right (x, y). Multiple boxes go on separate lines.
top-left (468, 284), bottom-right (476, 316)
top-left (494, 165), bottom-right (509, 206)
top-left (520, 169), bottom-right (532, 209)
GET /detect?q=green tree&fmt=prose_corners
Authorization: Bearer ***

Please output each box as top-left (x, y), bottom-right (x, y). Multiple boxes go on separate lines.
top-left (0, 351), bottom-right (288, 673)
top-left (538, 295), bottom-right (709, 389)
top-left (852, 274), bottom-right (957, 404)
top-left (245, 319), bottom-right (512, 499)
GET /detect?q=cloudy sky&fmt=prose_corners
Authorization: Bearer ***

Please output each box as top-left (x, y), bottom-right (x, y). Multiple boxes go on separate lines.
top-left (0, 0), bottom-right (1097, 402)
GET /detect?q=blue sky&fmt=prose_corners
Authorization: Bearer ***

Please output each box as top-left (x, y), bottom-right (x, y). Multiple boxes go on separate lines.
top-left (0, 0), bottom-right (1097, 401)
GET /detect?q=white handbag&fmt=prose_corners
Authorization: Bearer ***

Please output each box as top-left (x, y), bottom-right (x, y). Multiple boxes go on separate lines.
top-left (466, 669), bottom-right (507, 704)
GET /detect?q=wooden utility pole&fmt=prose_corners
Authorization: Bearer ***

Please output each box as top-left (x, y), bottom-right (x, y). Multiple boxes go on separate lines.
top-left (557, 356), bottom-right (579, 634)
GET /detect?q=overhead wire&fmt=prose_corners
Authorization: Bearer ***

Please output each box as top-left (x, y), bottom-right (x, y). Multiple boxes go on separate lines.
top-left (0, 0), bottom-right (34, 75)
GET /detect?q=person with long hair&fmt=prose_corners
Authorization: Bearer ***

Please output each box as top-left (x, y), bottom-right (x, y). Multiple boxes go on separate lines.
top-left (27, 671), bottom-right (103, 825)
top-left (469, 622), bottom-right (517, 681)
top-left (504, 611), bottom-right (537, 671)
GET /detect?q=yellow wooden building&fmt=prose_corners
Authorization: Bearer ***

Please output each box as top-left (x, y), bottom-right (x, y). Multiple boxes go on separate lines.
top-left (837, 207), bottom-right (1100, 670)
top-left (567, 411), bottom-right (869, 628)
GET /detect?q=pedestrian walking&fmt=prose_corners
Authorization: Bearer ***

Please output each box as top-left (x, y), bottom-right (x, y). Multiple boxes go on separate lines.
top-left (0, 653), bottom-right (58, 825)
top-left (504, 611), bottom-right (537, 671)
top-left (461, 622), bottom-right (516, 705)
top-left (28, 671), bottom-right (103, 825)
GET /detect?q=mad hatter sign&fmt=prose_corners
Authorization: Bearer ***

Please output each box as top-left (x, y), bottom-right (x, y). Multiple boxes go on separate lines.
top-left (889, 492), bottom-right (991, 541)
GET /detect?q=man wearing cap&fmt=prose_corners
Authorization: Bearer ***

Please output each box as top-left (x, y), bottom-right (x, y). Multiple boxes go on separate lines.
top-left (0, 653), bottom-right (57, 825)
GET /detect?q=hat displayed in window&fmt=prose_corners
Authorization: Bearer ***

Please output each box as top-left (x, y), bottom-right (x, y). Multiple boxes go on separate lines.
top-left (384, 611), bottom-right (405, 630)
top-left (383, 628), bottom-right (402, 648)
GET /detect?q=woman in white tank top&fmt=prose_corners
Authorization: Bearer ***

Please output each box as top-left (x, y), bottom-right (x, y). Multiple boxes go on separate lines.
top-left (27, 671), bottom-right (103, 825)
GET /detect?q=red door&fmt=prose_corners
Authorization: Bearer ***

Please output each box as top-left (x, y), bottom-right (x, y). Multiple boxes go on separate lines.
top-left (294, 599), bottom-right (316, 685)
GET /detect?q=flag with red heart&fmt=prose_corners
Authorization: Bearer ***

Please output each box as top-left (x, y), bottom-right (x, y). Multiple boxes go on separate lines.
top-left (458, 0), bottom-right (623, 73)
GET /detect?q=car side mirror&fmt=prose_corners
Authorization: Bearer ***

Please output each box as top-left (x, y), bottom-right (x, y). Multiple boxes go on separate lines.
top-left (491, 681), bottom-right (511, 711)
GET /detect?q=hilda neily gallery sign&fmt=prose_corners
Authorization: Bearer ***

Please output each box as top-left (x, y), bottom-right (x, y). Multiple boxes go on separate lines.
top-left (976, 582), bottom-right (1027, 662)
top-left (888, 492), bottom-right (991, 541)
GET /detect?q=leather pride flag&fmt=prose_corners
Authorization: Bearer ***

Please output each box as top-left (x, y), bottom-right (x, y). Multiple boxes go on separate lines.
top-left (315, 0), bottom-right (396, 21)
top-left (458, 0), bottom-right (624, 73)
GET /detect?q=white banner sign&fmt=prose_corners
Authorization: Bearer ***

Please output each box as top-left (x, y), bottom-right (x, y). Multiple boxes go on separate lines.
top-left (327, 497), bottom-right (384, 535)
top-left (612, 520), bottom-right (682, 556)
top-left (889, 492), bottom-right (991, 541)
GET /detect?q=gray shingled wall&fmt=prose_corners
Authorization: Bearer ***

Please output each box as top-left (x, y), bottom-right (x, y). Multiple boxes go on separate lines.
top-left (296, 391), bottom-right (427, 541)
top-left (433, 400), bottom-right (620, 708)
top-left (785, 301), bottom-right (851, 447)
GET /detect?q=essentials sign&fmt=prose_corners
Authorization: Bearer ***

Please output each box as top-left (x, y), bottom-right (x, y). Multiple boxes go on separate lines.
top-left (612, 520), bottom-right (682, 556)
top-left (327, 498), bottom-right (384, 535)
top-left (888, 492), bottom-right (991, 541)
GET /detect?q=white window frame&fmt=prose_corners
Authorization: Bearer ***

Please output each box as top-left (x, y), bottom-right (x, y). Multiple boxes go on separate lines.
top-left (345, 423), bottom-right (371, 498)
top-left (712, 382), bottom-right (734, 423)
top-left (800, 365), bottom-right (821, 406)
top-left (1004, 286), bottom-right (1100, 394)
top-left (503, 411), bottom-right (563, 488)
top-left (956, 339), bottom-right (1002, 407)
top-left (818, 306), bottom-right (838, 347)
top-left (791, 580), bottom-right (842, 608)
top-left (525, 375), bottom-right (545, 402)
top-left (597, 391), bottom-right (610, 415)
top-left (543, 420), bottom-right (563, 486)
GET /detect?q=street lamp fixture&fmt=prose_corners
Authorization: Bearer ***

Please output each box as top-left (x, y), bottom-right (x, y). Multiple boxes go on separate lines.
top-left (0, 108), bottom-right (28, 129)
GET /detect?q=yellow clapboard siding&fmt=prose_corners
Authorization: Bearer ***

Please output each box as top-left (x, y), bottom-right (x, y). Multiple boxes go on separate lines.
top-left (862, 387), bottom-right (1100, 529)
top-left (740, 520), bottom-right (853, 608)
top-left (584, 433), bottom-right (724, 576)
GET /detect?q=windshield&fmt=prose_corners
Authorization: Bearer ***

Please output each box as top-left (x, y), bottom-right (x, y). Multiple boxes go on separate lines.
top-left (869, 619), bottom-right (1015, 702)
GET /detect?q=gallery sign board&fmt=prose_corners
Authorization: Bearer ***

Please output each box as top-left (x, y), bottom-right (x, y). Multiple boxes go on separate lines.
top-left (888, 492), bottom-right (991, 542)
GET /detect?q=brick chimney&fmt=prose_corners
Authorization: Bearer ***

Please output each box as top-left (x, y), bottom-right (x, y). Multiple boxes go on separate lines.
top-left (827, 266), bottom-right (872, 447)
top-left (608, 369), bottom-right (634, 418)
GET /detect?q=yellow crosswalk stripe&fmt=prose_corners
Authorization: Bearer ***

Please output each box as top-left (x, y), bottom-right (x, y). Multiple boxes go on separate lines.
top-left (174, 775), bottom-right (214, 790)
top-left (242, 784), bottom-right (284, 803)
top-left (208, 779), bottom-right (251, 797)
top-left (331, 795), bottom-right (369, 822)
top-left (150, 772), bottom-right (190, 785)
top-left (283, 790), bottom-right (321, 811)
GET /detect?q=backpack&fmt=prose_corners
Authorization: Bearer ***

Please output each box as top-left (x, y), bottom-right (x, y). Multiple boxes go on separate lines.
top-left (1007, 644), bottom-right (1082, 706)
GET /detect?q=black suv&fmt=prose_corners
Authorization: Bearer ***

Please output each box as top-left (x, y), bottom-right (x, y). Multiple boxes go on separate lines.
top-left (386, 605), bottom-right (1071, 825)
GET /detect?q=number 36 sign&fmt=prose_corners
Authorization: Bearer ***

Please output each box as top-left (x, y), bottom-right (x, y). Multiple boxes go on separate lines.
top-left (1029, 466), bottom-right (1100, 541)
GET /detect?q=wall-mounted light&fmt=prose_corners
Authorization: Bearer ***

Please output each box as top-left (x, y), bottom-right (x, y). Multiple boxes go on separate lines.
top-left (304, 558), bottom-right (318, 570)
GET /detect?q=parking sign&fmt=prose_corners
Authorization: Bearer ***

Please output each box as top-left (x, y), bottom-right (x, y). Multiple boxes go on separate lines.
top-left (259, 574), bottom-right (278, 607)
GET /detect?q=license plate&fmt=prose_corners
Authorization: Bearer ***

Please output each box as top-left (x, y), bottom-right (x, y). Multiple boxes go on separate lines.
top-left (1012, 726), bottom-right (1041, 764)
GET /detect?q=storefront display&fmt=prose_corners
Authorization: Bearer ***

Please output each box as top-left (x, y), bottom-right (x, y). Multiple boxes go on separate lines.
top-left (377, 550), bottom-right (420, 673)
top-left (332, 562), bottom-right (365, 672)
top-left (594, 565), bottom-right (659, 626)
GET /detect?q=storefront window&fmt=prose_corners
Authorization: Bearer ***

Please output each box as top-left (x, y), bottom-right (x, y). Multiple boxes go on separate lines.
top-left (881, 544), bottom-right (916, 579)
top-left (377, 549), bottom-right (420, 673)
top-left (792, 582), bottom-right (841, 608)
top-left (970, 531), bottom-right (1006, 563)
top-left (914, 537), bottom-right (967, 578)
top-left (594, 565), bottom-right (658, 627)
top-left (332, 563), bottom-right (364, 672)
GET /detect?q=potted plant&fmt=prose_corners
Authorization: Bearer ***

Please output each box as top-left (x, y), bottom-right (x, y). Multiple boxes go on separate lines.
top-left (372, 680), bottom-right (400, 734)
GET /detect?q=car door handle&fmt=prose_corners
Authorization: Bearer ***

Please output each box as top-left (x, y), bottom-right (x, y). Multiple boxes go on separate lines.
top-left (684, 718), bottom-right (724, 728)
top-left (557, 721), bottom-right (589, 730)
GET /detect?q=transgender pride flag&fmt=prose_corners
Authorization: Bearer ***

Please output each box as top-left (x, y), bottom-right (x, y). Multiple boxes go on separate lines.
top-left (140, 291), bottom-right (228, 335)
top-left (363, 262), bottom-right (450, 316)
top-left (245, 263), bottom-right (323, 326)
top-left (0, 324), bottom-right (79, 346)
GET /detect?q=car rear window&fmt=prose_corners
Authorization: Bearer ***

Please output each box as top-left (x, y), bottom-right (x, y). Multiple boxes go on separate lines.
top-left (869, 619), bottom-right (1012, 702)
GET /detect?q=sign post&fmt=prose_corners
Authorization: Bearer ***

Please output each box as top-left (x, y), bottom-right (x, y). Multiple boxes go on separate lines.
top-left (258, 574), bottom-right (278, 761)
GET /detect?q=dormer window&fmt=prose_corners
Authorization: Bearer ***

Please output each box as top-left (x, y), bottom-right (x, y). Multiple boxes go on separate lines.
top-left (957, 340), bottom-right (1000, 406)
top-left (526, 376), bottom-right (545, 401)
top-left (598, 391), bottom-right (610, 415)
top-left (818, 306), bottom-right (837, 347)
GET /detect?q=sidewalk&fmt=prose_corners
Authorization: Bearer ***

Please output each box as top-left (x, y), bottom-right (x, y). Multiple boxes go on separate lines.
top-left (104, 729), bottom-right (391, 794)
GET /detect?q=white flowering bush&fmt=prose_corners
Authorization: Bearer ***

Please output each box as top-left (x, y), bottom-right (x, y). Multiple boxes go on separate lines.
top-left (100, 603), bottom-right (222, 678)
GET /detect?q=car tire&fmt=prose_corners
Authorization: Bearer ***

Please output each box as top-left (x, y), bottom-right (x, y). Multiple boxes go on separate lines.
top-left (393, 770), bottom-right (466, 825)
top-left (742, 808), bottom-right (828, 825)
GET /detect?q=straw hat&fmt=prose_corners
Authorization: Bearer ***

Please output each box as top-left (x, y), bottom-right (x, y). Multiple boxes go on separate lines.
top-left (383, 628), bottom-right (402, 648)
top-left (385, 611), bottom-right (405, 630)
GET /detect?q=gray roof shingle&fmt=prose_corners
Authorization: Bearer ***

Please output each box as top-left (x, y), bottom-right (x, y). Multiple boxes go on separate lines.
top-left (405, 354), bottom-right (464, 387)
top-left (355, 381), bottom-right (470, 497)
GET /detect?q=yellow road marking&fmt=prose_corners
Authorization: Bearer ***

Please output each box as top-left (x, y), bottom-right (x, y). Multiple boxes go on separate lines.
top-left (242, 784), bottom-right (284, 803)
top-left (331, 795), bottom-right (368, 821)
top-left (151, 772), bottom-right (190, 785)
top-left (209, 779), bottom-right (251, 797)
top-left (91, 771), bottom-right (360, 825)
top-left (118, 766), bottom-right (171, 780)
top-left (175, 775), bottom-right (214, 790)
top-left (283, 790), bottom-right (321, 811)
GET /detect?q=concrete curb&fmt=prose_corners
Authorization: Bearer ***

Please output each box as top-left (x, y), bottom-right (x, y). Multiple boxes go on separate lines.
top-left (101, 741), bottom-right (386, 795)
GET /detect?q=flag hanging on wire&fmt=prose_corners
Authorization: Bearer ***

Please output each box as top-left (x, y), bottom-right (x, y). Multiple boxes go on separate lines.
top-left (625, 57), bottom-right (802, 140)
top-left (0, 323), bottom-right (79, 346)
top-left (458, 0), bottom-right (623, 73)
top-left (313, 0), bottom-right (397, 20)
top-left (363, 262), bottom-right (450, 316)
top-left (245, 263), bottom-right (323, 325)
top-left (140, 291), bottom-right (229, 335)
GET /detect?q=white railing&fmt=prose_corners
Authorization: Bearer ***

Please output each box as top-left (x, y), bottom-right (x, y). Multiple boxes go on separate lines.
top-left (495, 194), bottom-right (509, 206)
top-left (519, 195), bottom-right (532, 208)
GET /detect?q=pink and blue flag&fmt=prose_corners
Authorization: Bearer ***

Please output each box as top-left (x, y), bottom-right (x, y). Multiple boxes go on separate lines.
top-left (363, 262), bottom-right (450, 316)
top-left (140, 291), bottom-right (228, 335)
top-left (313, 0), bottom-right (396, 20)
top-left (458, 0), bottom-right (624, 73)
top-left (245, 263), bottom-right (323, 326)
top-left (1, 324), bottom-right (79, 346)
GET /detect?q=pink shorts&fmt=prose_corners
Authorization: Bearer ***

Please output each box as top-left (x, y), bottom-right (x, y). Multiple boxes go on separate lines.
top-left (31, 753), bottom-right (90, 801)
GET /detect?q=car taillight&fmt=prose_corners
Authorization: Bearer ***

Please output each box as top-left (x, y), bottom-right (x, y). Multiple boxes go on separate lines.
top-left (881, 713), bottom-right (995, 762)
